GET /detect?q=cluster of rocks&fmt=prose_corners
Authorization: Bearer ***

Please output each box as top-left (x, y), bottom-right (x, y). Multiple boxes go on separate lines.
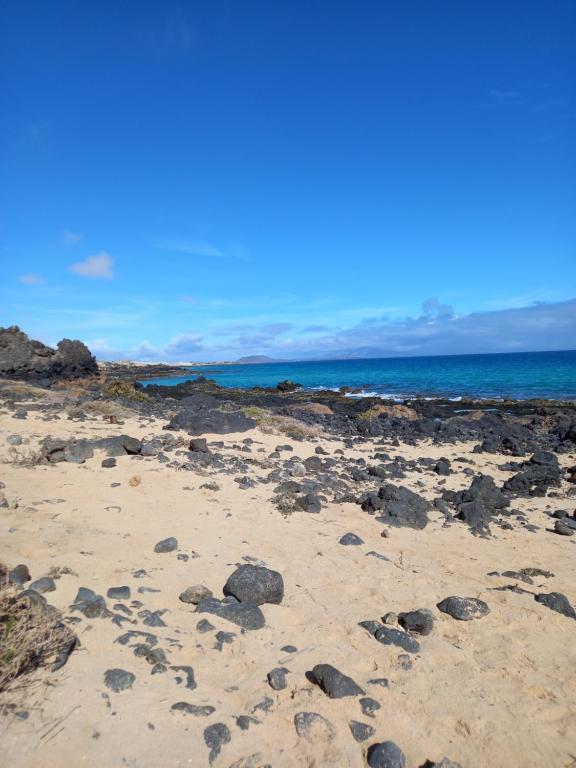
top-left (0, 326), bottom-right (98, 383)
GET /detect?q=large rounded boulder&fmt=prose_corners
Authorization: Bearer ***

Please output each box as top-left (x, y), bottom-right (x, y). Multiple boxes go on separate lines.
top-left (223, 564), bottom-right (284, 606)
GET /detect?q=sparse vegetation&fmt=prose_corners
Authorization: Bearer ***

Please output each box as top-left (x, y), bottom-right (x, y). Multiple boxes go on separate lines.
top-left (0, 571), bottom-right (77, 692)
top-left (242, 406), bottom-right (321, 439)
top-left (103, 379), bottom-right (150, 402)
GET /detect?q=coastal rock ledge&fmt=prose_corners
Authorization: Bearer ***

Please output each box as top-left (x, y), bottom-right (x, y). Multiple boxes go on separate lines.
top-left (0, 325), bottom-right (98, 383)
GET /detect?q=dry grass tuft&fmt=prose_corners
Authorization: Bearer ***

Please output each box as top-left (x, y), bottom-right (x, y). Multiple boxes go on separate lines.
top-left (6, 446), bottom-right (44, 468)
top-left (358, 403), bottom-right (418, 421)
top-left (0, 574), bottom-right (77, 693)
top-left (0, 380), bottom-right (46, 400)
top-left (103, 379), bottom-right (150, 403)
top-left (242, 406), bottom-right (323, 440)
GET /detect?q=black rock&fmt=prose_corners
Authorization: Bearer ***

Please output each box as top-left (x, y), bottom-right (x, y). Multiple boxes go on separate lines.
top-left (267, 667), bottom-right (289, 690)
top-left (196, 618), bottom-right (215, 633)
top-left (310, 663), bottom-right (364, 698)
top-left (535, 592), bottom-right (576, 619)
top-left (154, 537), bottom-right (178, 553)
top-left (236, 715), bottom-right (261, 730)
top-left (196, 597), bottom-right (265, 630)
top-left (349, 720), bottom-right (375, 742)
top-left (101, 457), bottom-right (117, 469)
top-left (123, 436), bottom-right (142, 455)
top-left (554, 520), bottom-right (574, 536)
top-left (281, 644), bottom-right (297, 653)
top-left (29, 577), bottom-right (56, 594)
top-left (359, 697), bottom-right (381, 718)
top-left (437, 596), bottom-right (490, 621)
top-left (398, 609), bottom-right (435, 636)
top-left (297, 493), bottom-right (322, 513)
top-left (339, 532), bottom-right (364, 546)
top-left (104, 668), bottom-right (135, 692)
top-left (374, 626), bottom-right (421, 653)
top-left (166, 408), bottom-right (255, 436)
top-left (435, 458), bottom-right (451, 476)
top-left (171, 702), bottom-right (215, 717)
top-left (367, 741), bottom-right (407, 768)
top-left (0, 325), bottom-right (98, 382)
top-left (189, 438), bottom-right (210, 452)
top-left (223, 564), bottom-right (284, 606)
top-left (71, 587), bottom-right (108, 618)
top-left (107, 586), bottom-right (131, 600)
top-left (361, 483), bottom-right (430, 529)
top-left (8, 564), bottom-right (31, 586)
top-left (203, 723), bottom-right (231, 764)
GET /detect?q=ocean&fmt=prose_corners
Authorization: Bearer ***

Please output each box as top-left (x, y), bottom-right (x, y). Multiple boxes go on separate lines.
top-left (140, 350), bottom-right (576, 401)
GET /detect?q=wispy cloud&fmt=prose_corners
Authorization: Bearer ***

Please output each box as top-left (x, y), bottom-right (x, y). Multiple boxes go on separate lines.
top-left (19, 273), bottom-right (44, 285)
top-left (156, 239), bottom-right (248, 260)
top-left (70, 251), bottom-right (114, 279)
top-left (63, 229), bottom-right (83, 246)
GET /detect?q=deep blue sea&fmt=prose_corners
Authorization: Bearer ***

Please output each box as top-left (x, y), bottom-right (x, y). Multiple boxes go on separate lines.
top-left (140, 350), bottom-right (576, 401)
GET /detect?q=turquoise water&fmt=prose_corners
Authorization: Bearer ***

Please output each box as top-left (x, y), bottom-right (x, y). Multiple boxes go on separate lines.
top-left (141, 350), bottom-right (576, 400)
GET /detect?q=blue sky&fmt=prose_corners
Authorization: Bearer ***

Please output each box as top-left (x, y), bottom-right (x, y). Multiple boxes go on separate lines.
top-left (1, 0), bottom-right (574, 361)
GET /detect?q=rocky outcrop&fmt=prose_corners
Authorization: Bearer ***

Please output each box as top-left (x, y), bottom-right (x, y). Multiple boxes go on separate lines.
top-left (0, 326), bottom-right (98, 383)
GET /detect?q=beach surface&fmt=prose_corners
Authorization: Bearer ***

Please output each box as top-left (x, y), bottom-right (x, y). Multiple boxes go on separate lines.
top-left (1, 385), bottom-right (575, 768)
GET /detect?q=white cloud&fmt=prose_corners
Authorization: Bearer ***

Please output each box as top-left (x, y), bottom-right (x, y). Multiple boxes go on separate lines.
top-left (19, 273), bottom-right (44, 285)
top-left (70, 251), bottom-right (114, 279)
top-left (63, 229), bottom-right (83, 246)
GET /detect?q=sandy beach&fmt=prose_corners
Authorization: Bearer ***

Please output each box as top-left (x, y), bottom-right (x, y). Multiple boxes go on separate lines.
top-left (1, 379), bottom-right (575, 768)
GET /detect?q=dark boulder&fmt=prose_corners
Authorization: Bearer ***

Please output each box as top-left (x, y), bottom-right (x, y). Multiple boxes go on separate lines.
top-left (361, 483), bottom-right (430, 529)
top-left (437, 596), bottom-right (490, 621)
top-left (367, 741), bottom-right (406, 768)
top-left (310, 663), bottom-right (364, 698)
top-left (223, 565), bottom-right (284, 606)
top-left (0, 326), bottom-right (98, 382)
top-left (535, 592), bottom-right (576, 620)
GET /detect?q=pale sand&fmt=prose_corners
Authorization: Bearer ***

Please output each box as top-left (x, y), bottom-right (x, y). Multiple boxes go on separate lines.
top-left (0, 409), bottom-right (575, 768)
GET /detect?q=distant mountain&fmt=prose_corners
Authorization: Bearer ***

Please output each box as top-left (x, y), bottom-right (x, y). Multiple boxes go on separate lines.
top-left (235, 355), bottom-right (281, 364)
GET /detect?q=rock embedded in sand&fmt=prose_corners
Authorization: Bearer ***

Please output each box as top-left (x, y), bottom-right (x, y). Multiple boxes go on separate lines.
top-left (203, 722), bottom-right (231, 764)
top-left (101, 457), bottom-right (116, 468)
top-left (196, 597), bottom-right (265, 630)
top-left (535, 592), bottom-right (576, 620)
top-left (360, 483), bottom-right (430, 529)
top-left (71, 587), bottom-right (108, 618)
top-left (437, 596), bottom-right (490, 621)
top-left (107, 586), bottom-right (131, 600)
top-left (236, 716), bottom-right (261, 731)
top-left (29, 577), bottom-right (56, 594)
top-left (267, 667), bottom-right (289, 690)
top-left (310, 663), bottom-right (365, 698)
top-left (223, 564), bottom-right (284, 606)
top-left (367, 741), bottom-right (406, 768)
top-left (424, 759), bottom-right (463, 768)
top-left (360, 621), bottom-right (421, 653)
top-left (349, 720), bottom-right (375, 742)
top-left (171, 702), bottom-right (215, 717)
top-left (554, 520), bottom-right (574, 536)
top-left (339, 532), bottom-right (364, 545)
top-left (154, 537), bottom-right (178, 553)
top-left (359, 697), bottom-right (381, 718)
top-left (398, 609), bottom-right (435, 636)
top-left (179, 584), bottom-right (213, 604)
top-left (104, 668), bottom-right (135, 692)
top-left (297, 493), bottom-right (322, 513)
top-left (294, 711), bottom-right (335, 742)
top-left (9, 564), bottom-right (31, 586)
